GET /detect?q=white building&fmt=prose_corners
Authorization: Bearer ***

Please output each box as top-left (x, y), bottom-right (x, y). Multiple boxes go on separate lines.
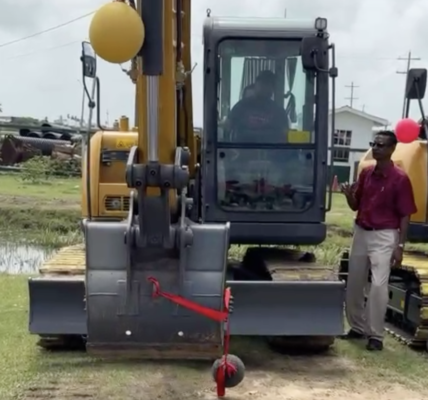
top-left (328, 106), bottom-right (389, 183)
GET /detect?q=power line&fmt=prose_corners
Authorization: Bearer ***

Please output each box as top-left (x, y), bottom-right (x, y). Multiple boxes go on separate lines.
top-left (0, 11), bottom-right (94, 49)
top-left (340, 56), bottom-right (400, 60)
top-left (3, 40), bottom-right (80, 62)
top-left (345, 82), bottom-right (359, 108)
top-left (396, 51), bottom-right (421, 118)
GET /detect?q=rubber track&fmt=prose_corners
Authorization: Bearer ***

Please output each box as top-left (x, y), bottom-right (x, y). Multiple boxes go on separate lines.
top-left (385, 251), bottom-right (428, 349)
top-left (341, 250), bottom-right (428, 350)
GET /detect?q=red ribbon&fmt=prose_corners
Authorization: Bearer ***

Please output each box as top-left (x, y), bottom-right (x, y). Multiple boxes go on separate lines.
top-left (147, 277), bottom-right (235, 397)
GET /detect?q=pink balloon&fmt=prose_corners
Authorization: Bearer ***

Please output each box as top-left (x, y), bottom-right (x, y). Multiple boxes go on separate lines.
top-left (395, 118), bottom-right (420, 143)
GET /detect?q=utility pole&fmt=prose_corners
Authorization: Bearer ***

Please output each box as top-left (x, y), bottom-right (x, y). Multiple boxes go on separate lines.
top-left (345, 82), bottom-right (359, 108)
top-left (397, 51), bottom-right (420, 117)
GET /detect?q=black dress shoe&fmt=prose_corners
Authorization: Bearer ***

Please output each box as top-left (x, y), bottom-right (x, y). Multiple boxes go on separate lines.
top-left (366, 338), bottom-right (383, 351)
top-left (342, 329), bottom-right (365, 339)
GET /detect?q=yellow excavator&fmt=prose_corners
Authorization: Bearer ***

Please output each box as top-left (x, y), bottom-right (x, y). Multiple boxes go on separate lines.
top-left (340, 68), bottom-right (428, 350)
top-left (28, 0), bottom-right (345, 395)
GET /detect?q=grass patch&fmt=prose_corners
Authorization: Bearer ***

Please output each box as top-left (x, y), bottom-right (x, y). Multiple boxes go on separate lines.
top-left (0, 207), bottom-right (81, 248)
top-left (0, 175), bottom-right (81, 248)
top-left (334, 337), bottom-right (428, 389)
top-left (0, 174), bottom-right (80, 200)
top-left (0, 207), bottom-right (81, 247)
top-left (0, 275), bottom-right (39, 399)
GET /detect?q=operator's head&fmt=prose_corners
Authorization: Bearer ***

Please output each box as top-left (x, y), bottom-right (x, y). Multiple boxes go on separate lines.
top-left (254, 70), bottom-right (276, 99)
top-left (242, 84), bottom-right (255, 99)
top-left (371, 130), bottom-right (397, 161)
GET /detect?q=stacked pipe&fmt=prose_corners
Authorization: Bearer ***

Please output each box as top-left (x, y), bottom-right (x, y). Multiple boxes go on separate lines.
top-left (0, 135), bottom-right (71, 165)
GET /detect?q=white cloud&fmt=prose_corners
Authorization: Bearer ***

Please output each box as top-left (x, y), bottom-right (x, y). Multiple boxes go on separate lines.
top-left (0, 0), bottom-right (426, 126)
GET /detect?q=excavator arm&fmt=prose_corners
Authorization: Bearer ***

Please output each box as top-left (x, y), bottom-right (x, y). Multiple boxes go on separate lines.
top-left (91, 0), bottom-right (196, 175)
top-left (133, 0), bottom-right (196, 174)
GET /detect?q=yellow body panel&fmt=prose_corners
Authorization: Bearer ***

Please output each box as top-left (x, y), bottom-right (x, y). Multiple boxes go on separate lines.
top-left (357, 140), bottom-right (428, 223)
top-left (81, 131), bottom-right (135, 218)
top-left (81, 127), bottom-right (202, 219)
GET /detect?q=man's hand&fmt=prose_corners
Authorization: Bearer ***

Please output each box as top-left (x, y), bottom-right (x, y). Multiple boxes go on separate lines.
top-left (340, 182), bottom-right (359, 211)
top-left (218, 116), bottom-right (228, 127)
top-left (391, 246), bottom-right (404, 268)
top-left (340, 182), bottom-right (353, 197)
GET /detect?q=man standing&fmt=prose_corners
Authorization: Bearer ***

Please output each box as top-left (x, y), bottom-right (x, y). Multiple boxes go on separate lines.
top-left (341, 130), bottom-right (417, 351)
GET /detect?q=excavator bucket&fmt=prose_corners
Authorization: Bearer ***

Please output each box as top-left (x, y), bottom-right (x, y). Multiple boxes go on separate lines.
top-left (83, 218), bottom-right (230, 360)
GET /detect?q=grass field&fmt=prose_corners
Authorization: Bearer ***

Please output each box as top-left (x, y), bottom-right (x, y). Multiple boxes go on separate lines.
top-left (0, 174), bottom-right (81, 247)
top-left (2, 175), bottom-right (428, 399)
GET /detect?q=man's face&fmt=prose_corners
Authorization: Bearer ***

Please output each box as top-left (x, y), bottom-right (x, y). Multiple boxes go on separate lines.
top-left (371, 134), bottom-right (395, 161)
top-left (243, 88), bottom-right (255, 99)
top-left (254, 80), bottom-right (274, 99)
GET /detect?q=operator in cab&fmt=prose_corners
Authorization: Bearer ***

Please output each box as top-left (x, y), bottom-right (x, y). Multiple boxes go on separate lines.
top-left (224, 70), bottom-right (289, 143)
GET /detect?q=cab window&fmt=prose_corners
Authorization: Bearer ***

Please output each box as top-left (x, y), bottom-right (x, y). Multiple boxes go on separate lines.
top-left (217, 39), bottom-right (315, 144)
top-left (215, 38), bottom-right (316, 212)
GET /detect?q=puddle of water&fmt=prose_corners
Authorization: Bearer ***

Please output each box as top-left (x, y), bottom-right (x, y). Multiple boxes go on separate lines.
top-left (0, 243), bottom-right (54, 274)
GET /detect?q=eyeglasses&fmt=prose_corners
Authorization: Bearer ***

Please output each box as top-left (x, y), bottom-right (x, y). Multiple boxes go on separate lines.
top-left (369, 142), bottom-right (387, 148)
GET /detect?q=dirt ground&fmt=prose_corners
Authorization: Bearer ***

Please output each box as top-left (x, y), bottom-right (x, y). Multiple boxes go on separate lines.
top-left (18, 345), bottom-right (428, 400)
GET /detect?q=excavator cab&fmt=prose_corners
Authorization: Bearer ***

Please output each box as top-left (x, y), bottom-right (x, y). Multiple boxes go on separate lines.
top-left (201, 17), bottom-right (334, 245)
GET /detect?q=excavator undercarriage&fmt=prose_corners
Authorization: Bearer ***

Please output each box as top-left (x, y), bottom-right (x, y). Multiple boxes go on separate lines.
top-left (340, 250), bottom-right (428, 351)
top-left (31, 245), bottom-right (343, 354)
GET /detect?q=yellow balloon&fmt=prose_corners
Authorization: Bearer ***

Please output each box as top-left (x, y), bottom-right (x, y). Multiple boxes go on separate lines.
top-left (89, 2), bottom-right (145, 64)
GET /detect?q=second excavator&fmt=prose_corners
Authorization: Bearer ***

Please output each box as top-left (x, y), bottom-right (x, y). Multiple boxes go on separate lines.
top-left (28, 0), bottom-right (344, 396)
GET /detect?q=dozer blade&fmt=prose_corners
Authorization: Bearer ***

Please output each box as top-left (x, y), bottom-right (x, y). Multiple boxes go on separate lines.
top-left (28, 276), bottom-right (86, 336)
top-left (228, 280), bottom-right (345, 336)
